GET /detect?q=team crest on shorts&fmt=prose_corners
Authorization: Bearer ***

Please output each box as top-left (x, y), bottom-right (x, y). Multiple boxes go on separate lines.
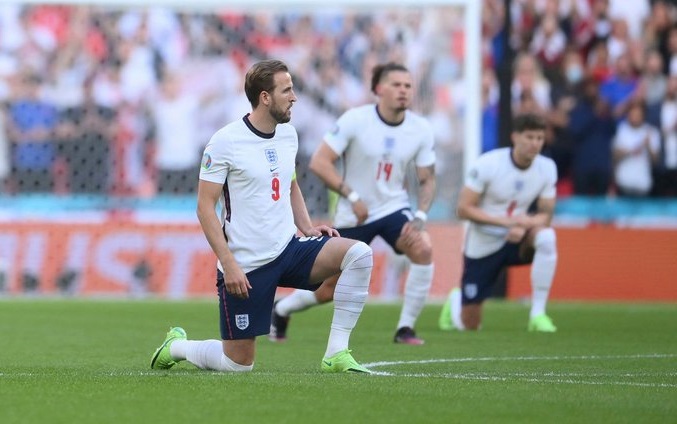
top-left (235, 314), bottom-right (250, 330)
top-left (464, 283), bottom-right (478, 299)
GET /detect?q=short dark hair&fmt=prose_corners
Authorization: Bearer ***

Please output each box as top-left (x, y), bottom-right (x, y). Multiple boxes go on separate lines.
top-left (244, 60), bottom-right (289, 108)
top-left (512, 113), bottom-right (547, 133)
top-left (371, 62), bottom-right (409, 94)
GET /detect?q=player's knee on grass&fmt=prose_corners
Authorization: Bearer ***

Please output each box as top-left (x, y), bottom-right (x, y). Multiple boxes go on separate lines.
top-left (223, 340), bottom-right (256, 368)
top-left (220, 354), bottom-right (254, 372)
top-left (461, 303), bottom-right (482, 330)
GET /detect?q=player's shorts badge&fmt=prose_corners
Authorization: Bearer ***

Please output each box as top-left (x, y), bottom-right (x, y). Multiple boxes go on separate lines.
top-left (235, 314), bottom-right (250, 330)
top-left (464, 283), bottom-right (478, 299)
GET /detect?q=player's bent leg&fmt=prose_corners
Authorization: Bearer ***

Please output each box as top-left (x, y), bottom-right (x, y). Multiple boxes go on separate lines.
top-left (150, 328), bottom-right (253, 372)
top-left (394, 231), bottom-right (434, 344)
top-left (527, 227), bottom-right (558, 332)
top-left (461, 303), bottom-right (482, 330)
top-left (221, 339), bottom-right (255, 370)
top-left (313, 276), bottom-right (338, 302)
top-left (439, 287), bottom-right (465, 331)
top-left (175, 338), bottom-right (254, 371)
top-left (313, 239), bottom-right (373, 373)
top-left (269, 298), bottom-right (293, 342)
top-left (270, 281), bottom-right (336, 342)
top-left (270, 276), bottom-right (340, 342)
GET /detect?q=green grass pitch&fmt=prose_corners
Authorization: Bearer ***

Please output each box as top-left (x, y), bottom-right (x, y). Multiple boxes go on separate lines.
top-left (1, 298), bottom-right (675, 423)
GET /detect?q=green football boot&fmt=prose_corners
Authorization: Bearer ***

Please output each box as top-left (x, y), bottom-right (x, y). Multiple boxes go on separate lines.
top-left (150, 327), bottom-right (187, 369)
top-left (321, 349), bottom-right (371, 374)
top-left (528, 315), bottom-right (557, 332)
top-left (438, 293), bottom-right (454, 331)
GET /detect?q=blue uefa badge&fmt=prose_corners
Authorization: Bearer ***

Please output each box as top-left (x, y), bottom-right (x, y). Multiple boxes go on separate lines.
top-left (515, 180), bottom-right (524, 191)
top-left (201, 153), bottom-right (212, 170)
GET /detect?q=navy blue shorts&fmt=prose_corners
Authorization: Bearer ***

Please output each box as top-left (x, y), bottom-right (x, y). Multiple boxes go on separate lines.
top-left (461, 242), bottom-right (533, 305)
top-left (338, 208), bottom-right (411, 254)
top-left (217, 235), bottom-right (330, 340)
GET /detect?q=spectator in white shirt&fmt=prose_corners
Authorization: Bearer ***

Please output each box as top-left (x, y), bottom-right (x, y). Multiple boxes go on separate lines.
top-left (612, 101), bottom-right (661, 196)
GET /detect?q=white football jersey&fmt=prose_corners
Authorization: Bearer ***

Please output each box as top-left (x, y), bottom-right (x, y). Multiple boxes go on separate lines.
top-left (325, 104), bottom-right (436, 228)
top-left (199, 115), bottom-right (299, 273)
top-left (464, 147), bottom-right (557, 258)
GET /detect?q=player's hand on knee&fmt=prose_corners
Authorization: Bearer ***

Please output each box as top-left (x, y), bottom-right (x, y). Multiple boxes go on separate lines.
top-left (506, 226), bottom-right (526, 243)
top-left (308, 225), bottom-right (339, 237)
top-left (398, 223), bottom-right (421, 249)
top-left (352, 200), bottom-right (368, 225)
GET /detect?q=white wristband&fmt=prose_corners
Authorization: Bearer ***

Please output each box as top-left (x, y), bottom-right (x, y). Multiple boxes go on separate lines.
top-left (347, 191), bottom-right (360, 203)
top-left (414, 210), bottom-right (428, 222)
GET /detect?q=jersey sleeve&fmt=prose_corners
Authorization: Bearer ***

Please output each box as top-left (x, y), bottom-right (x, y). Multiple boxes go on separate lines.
top-left (415, 121), bottom-right (436, 168)
top-left (199, 132), bottom-right (230, 184)
top-left (464, 154), bottom-right (492, 193)
top-left (323, 109), bottom-right (360, 155)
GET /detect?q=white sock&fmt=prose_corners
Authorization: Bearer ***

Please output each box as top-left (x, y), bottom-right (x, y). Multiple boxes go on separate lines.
top-left (171, 339), bottom-right (253, 372)
top-left (275, 289), bottom-right (319, 317)
top-left (530, 228), bottom-right (557, 319)
top-left (325, 242), bottom-right (372, 358)
top-left (396, 263), bottom-right (434, 329)
top-left (450, 287), bottom-right (465, 330)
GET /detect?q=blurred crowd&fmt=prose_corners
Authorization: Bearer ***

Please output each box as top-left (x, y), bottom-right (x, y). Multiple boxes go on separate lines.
top-left (0, 1), bottom-right (675, 203)
top-left (482, 0), bottom-right (677, 197)
top-left (0, 4), bottom-right (465, 206)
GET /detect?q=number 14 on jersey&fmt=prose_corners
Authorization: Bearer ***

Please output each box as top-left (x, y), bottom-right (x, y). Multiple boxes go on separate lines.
top-left (377, 161), bottom-right (393, 182)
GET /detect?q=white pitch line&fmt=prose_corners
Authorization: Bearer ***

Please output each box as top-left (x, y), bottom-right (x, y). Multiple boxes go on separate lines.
top-left (368, 372), bottom-right (677, 388)
top-left (363, 353), bottom-right (677, 368)
top-left (362, 353), bottom-right (677, 388)
top-left (1, 353), bottom-right (675, 387)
